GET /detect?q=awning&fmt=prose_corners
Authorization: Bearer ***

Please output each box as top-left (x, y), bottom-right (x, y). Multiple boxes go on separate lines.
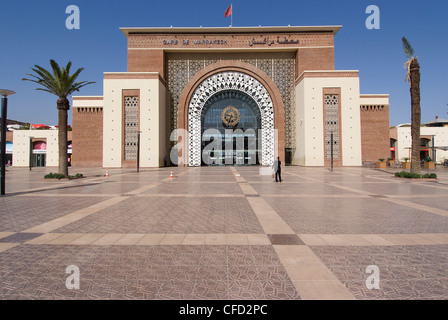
top-left (31, 124), bottom-right (51, 129)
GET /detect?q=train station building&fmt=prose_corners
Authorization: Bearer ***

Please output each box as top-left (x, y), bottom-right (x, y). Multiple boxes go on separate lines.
top-left (71, 25), bottom-right (391, 168)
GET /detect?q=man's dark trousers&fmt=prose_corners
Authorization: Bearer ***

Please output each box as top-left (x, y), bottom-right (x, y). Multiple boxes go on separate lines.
top-left (275, 169), bottom-right (282, 182)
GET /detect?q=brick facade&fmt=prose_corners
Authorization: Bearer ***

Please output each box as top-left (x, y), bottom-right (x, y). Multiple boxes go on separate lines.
top-left (72, 105), bottom-right (103, 167)
top-left (125, 28), bottom-right (337, 79)
top-left (360, 105), bottom-right (390, 162)
top-left (127, 49), bottom-right (165, 76)
top-left (296, 47), bottom-right (335, 78)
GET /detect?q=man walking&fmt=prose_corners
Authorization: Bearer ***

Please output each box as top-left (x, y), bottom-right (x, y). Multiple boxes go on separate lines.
top-left (272, 156), bottom-right (282, 183)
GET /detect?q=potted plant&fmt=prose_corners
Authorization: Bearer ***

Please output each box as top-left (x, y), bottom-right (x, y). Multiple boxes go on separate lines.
top-left (375, 158), bottom-right (386, 168)
top-left (387, 157), bottom-right (393, 167)
top-left (401, 157), bottom-right (411, 169)
top-left (424, 156), bottom-right (435, 169)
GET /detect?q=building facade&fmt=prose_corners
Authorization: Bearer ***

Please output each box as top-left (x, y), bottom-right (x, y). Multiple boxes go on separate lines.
top-left (390, 118), bottom-right (448, 164)
top-left (10, 130), bottom-right (73, 168)
top-left (72, 26), bottom-right (390, 168)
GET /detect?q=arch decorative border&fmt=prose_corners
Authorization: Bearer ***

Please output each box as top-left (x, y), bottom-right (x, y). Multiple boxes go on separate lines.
top-left (188, 71), bottom-right (275, 166)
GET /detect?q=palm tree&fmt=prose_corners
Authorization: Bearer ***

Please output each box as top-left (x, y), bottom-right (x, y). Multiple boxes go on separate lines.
top-left (402, 37), bottom-right (421, 174)
top-left (23, 60), bottom-right (94, 176)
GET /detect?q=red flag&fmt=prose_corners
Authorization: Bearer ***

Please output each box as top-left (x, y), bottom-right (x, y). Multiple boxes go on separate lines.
top-left (224, 5), bottom-right (232, 17)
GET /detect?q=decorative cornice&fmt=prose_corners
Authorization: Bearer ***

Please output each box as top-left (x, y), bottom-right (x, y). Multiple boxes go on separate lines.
top-left (295, 70), bottom-right (359, 86)
top-left (72, 96), bottom-right (103, 100)
top-left (104, 72), bottom-right (166, 86)
top-left (121, 25), bottom-right (342, 37)
top-left (360, 94), bottom-right (390, 98)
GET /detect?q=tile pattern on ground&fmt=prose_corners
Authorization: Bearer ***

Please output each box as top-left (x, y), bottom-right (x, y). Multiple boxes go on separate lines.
top-left (310, 245), bottom-right (448, 299)
top-left (0, 245), bottom-right (299, 300)
top-left (53, 197), bottom-right (264, 234)
top-left (0, 196), bottom-right (109, 232)
top-left (2, 166), bottom-right (448, 300)
top-left (264, 197), bottom-right (448, 234)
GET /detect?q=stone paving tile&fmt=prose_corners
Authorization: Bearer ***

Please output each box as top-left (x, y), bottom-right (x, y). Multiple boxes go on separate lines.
top-left (36, 182), bottom-right (144, 195)
top-left (0, 244), bottom-right (300, 300)
top-left (398, 197), bottom-right (448, 212)
top-left (54, 197), bottom-right (263, 234)
top-left (310, 245), bottom-right (448, 299)
top-left (264, 197), bottom-right (448, 234)
top-left (334, 181), bottom-right (448, 196)
top-left (144, 182), bottom-right (243, 194)
top-left (0, 233), bottom-right (44, 243)
top-left (268, 234), bottom-right (304, 245)
top-left (250, 183), bottom-right (353, 195)
top-left (0, 196), bottom-right (109, 232)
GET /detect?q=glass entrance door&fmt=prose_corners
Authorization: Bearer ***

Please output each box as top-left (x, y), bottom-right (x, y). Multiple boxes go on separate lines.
top-left (32, 153), bottom-right (46, 167)
top-left (201, 90), bottom-right (261, 166)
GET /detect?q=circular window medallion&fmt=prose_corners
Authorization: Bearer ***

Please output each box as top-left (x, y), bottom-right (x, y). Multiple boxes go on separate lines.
top-left (221, 106), bottom-right (241, 127)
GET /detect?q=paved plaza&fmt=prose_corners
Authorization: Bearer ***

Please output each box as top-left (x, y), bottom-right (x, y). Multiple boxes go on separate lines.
top-left (1, 165), bottom-right (448, 300)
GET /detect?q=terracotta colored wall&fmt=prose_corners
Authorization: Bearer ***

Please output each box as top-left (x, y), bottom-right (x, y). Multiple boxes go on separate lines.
top-left (360, 105), bottom-right (390, 162)
top-left (296, 47), bottom-right (335, 78)
top-left (127, 49), bottom-right (165, 76)
top-left (72, 107), bottom-right (103, 167)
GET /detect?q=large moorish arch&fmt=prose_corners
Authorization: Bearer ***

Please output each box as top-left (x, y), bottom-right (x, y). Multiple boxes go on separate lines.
top-left (177, 60), bottom-right (285, 166)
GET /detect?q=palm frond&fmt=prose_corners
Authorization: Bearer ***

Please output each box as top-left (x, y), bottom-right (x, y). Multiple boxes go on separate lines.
top-left (402, 37), bottom-right (415, 59)
top-left (22, 59), bottom-right (94, 99)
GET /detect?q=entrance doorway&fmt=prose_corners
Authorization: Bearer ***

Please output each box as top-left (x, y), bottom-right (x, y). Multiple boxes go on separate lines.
top-left (32, 153), bottom-right (46, 167)
top-left (201, 90), bottom-right (261, 166)
top-left (31, 141), bottom-right (47, 167)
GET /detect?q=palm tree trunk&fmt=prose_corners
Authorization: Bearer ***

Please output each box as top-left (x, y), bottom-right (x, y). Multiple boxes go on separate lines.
top-left (57, 98), bottom-right (69, 176)
top-left (410, 58), bottom-right (421, 174)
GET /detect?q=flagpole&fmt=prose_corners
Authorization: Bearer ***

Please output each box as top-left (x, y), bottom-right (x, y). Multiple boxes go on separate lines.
top-left (231, 3), bottom-right (233, 27)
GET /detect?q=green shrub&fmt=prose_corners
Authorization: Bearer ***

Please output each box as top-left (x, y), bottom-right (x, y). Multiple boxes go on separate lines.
top-left (44, 172), bottom-right (66, 180)
top-left (44, 172), bottom-right (84, 180)
top-left (395, 171), bottom-right (437, 179)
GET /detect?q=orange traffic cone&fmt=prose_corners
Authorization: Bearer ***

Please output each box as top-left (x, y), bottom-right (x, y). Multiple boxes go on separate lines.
top-left (170, 170), bottom-right (174, 178)
top-left (105, 170), bottom-right (109, 177)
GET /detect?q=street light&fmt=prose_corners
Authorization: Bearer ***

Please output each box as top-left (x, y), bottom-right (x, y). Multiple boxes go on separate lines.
top-left (0, 89), bottom-right (16, 195)
top-left (330, 131), bottom-right (334, 172)
top-left (137, 131), bottom-right (141, 173)
top-left (29, 136), bottom-right (34, 171)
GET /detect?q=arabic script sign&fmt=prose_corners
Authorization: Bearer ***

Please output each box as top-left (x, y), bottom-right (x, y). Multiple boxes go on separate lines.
top-left (249, 36), bottom-right (300, 46)
top-left (163, 39), bottom-right (228, 45)
top-left (161, 36), bottom-right (300, 47)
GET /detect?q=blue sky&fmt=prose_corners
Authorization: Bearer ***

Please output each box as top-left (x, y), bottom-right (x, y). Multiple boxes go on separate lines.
top-left (1, 0), bottom-right (447, 126)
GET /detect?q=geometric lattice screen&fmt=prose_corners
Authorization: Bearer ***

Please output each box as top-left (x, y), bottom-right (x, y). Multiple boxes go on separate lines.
top-left (324, 94), bottom-right (340, 160)
top-left (124, 96), bottom-right (139, 161)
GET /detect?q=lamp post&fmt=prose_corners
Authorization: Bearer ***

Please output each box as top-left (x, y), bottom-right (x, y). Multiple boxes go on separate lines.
top-left (330, 131), bottom-right (334, 172)
top-left (0, 89), bottom-right (16, 195)
top-left (29, 137), bottom-right (34, 171)
top-left (137, 131), bottom-right (141, 173)
top-left (430, 135), bottom-right (436, 166)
